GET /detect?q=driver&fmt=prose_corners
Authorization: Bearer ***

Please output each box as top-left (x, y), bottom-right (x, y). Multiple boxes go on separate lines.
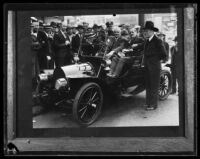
top-left (105, 29), bottom-right (131, 77)
top-left (106, 28), bottom-right (145, 78)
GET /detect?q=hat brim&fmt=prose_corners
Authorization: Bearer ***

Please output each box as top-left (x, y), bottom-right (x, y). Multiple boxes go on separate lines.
top-left (77, 26), bottom-right (84, 29)
top-left (143, 27), bottom-right (159, 32)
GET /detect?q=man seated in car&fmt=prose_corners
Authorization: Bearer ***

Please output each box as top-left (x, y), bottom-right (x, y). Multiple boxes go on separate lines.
top-left (104, 26), bottom-right (121, 56)
top-left (105, 29), bottom-right (132, 77)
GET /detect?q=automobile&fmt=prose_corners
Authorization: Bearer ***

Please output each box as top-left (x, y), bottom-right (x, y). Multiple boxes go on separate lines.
top-left (33, 47), bottom-right (172, 127)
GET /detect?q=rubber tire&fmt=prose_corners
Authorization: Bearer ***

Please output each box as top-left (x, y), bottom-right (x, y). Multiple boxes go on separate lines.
top-left (159, 70), bottom-right (172, 100)
top-left (73, 82), bottom-right (103, 127)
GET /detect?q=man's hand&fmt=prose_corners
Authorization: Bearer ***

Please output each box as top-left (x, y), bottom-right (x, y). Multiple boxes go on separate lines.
top-left (47, 56), bottom-right (51, 61)
top-left (105, 51), bottom-right (114, 58)
top-left (65, 40), bottom-right (70, 45)
top-left (131, 44), bottom-right (138, 48)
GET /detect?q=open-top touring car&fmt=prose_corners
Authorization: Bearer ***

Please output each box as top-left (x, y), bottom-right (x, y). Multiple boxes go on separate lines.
top-left (33, 39), bottom-right (172, 127)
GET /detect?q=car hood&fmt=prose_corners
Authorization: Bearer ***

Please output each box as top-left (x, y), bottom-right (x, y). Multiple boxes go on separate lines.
top-left (59, 63), bottom-right (96, 78)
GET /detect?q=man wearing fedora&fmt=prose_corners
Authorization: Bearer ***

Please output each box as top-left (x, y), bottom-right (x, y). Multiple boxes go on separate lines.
top-left (53, 23), bottom-right (73, 67)
top-left (71, 24), bottom-right (85, 55)
top-left (37, 24), bottom-right (52, 71)
top-left (157, 32), bottom-right (169, 62)
top-left (106, 21), bottom-right (115, 36)
top-left (142, 21), bottom-right (167, 110)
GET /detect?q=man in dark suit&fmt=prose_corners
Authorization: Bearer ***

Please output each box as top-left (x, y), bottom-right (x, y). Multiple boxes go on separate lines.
top-left (71, 25), bottom-right (85, 55)
top-left (170, 36), bottom-right (179, 94)
top-left (106, 21), bottom-right (115, 36)
top-left (53, 23), bottom-right (73, 67)
top-left (142, 21), bottom-right (167, 110)
top-left (157, 32), bottom-right (170, 62)
top-left (37, 24), bottom-right (51, 71)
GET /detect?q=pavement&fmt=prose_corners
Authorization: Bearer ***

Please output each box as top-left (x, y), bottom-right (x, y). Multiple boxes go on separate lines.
top-left (33, 90), bottom-right (179, 128)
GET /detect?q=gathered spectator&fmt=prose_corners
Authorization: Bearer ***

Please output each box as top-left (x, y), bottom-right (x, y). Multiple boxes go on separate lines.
top-left (142, 21), bottom-right (167, 111)
top-left (157, 32), bottom-right (170, 62)
top-left (31, 23), bottom-right (40, 89)
top-left (37, 24), bottom-right (52, 71)
top-left (105, 29), bottom-right (131, 77)
top-left (71, 24), bottom-right (85, 55)
top-left (129, 27), bottom-right (145, 55)
top-left (170, 36), bottom-right (180, 94)
top-left (106, 21), bottom-right (115, 36)
top-left (53, 23), bottom-right (73, 67)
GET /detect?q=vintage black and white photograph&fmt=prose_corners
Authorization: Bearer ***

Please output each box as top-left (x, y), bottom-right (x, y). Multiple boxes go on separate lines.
top-left (31, 13), bottom-right (180, 128)
top-left (4, 3), bottom-right (197, 155)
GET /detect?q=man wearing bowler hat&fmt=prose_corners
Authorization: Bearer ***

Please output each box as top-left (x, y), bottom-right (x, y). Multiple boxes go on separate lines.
top-left (157, 32), bottom-right (169, 62)
top-left (71, 24), bottom-right (85, 55)
top-left (37, 24), bottom-right (52, 71)
top-left (142, 21), bottom-right (167, 110)
top-left (53, 23), bottom-right (72, 67)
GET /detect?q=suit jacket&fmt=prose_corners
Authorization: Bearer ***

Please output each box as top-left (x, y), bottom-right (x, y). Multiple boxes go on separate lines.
top-left (163, 41), bottom-right (169, 61)
top-left (143, 35), bottom-right (167, 70)
top-left (71, 34), bottom-right (82, 54)
top-left (53, 30), bottom-right (71, 58)
top-left (129, 36), bottom-right (145, 52)
top-left (37, 30), bottom-right (50, 56)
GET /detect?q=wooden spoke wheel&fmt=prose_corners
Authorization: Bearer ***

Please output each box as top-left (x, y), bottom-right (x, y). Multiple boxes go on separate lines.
top-left (73, 82), bottom-right (103, 127)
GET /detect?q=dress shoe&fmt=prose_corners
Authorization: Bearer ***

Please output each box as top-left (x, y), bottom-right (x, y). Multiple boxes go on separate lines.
top-left (120, 91), bottom-right (132, 97)
top-left (146, 105), bottom-right (157, 111)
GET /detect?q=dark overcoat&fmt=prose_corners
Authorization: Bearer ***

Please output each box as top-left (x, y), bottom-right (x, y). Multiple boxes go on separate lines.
top-left (37, 30), bottom-right (50, 70)
top-left (53, 30), bottom-right (72, 67)
top-left (143, 35), bottom-right (167, 106)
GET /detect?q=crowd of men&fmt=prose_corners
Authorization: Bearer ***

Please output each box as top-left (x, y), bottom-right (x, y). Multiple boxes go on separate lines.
top-left (31, 19), bottom-right (179, 111)
top-left (31, 20), bottom-right (170, 77)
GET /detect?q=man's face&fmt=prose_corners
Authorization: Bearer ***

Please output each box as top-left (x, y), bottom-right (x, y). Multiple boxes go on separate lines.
top-left (130, 28), bottom-right (137, 38)
top-left (107, 25), bottom-right (113, 31)
top-left (114, 31), bottom-right (120, 38)
top-left (123, 34), bottom-right (130, 41)
top-left (67, 28), bottom-right (73, 35)
top-left (55, 27), bottom-right (59, 33)
top-left (78, 28), bottom-right (84, 34)
top-left (143, 29), bottom-right (152, 39)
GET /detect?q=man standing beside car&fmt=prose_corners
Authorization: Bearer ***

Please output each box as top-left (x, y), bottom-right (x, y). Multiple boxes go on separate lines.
top-left (142, 21), bottom-right (167, 110)
top-left (53, 23), bottom-right (72, 67)
top-left (71, 24), bottom-right (85, 56)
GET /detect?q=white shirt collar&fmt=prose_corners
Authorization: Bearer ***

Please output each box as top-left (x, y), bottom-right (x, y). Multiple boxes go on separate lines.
top-left (149, 34), bottom-right (154, 42)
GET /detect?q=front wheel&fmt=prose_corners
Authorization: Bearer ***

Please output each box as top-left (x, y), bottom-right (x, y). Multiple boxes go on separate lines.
top-left (73, 82), bottom-right (103, 127)
top-left (159, 70), bottom-right (172, 100)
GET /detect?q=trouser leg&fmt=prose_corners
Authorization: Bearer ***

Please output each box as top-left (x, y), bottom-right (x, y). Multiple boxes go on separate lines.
top-left (110, 56), bottom-right (119, 74)
top-left (145, 69), bottom-right (151, 105)
top-left (171, 66), bottom-right (177, 93)
top-left (113, 58), bottom-right (126, 76)
top-left (148, 69), bottom-right (160, 106)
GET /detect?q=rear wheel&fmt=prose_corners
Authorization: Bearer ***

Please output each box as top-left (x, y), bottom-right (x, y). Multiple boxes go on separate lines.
top-left (73, 82), bottom-right (103, 127)
top-left (159, 70), bottom-right (172, 100)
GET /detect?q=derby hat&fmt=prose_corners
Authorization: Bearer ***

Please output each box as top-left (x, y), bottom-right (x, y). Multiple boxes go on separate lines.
top-left (50, 21), bottom-right (57, 28)
top-left (157, 31), bottom-right (165, 36)
top-left (118, 24), bottom-right (125, 28)
top-left (43, 24), bottom-right (52, 29)
top-left (106, 21), bottom-right (113, 27)
top-left (93, 24), bottom-right (99, 29)
top-left (143, 21), bottom-right (159, 32)
top-left (121, 29), bottom-right (129, 36)
top-left (77, 24), bottom-right (84, 30)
